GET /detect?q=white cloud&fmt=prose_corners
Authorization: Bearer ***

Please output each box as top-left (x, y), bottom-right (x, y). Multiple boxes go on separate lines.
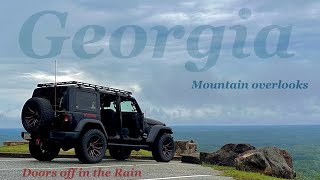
top-left (107, 84), bottom-right (142, 94)
top-left (141, 10), bottom-right (234, 25)
top-left (21, 69), bottom-right (143, 94)
top-left (22, 70), bottom-right (87, 83)
top-left (142, 12), bottom-right (190, 24)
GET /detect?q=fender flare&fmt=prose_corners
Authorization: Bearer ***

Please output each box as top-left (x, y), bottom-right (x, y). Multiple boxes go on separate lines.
top-left (74, 119), bottom-right (108, 139)
top-left (146, 125), bottom-right (173, 143)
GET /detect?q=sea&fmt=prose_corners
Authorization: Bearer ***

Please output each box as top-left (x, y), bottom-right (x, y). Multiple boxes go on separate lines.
top-left (1, 126), bottom-right (319, 179)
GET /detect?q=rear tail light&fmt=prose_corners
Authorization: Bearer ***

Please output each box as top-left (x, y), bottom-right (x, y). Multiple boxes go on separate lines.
top-left (64, 114), bottom-right (72, 123)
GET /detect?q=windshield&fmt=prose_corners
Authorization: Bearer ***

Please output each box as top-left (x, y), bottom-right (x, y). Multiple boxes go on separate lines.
top-left (32, 87), bottom-right (68, 111)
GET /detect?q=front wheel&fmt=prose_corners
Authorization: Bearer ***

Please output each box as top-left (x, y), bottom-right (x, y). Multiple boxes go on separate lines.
top-left (109, 148), bottom-right (131, 160)
top-left (29, 139), bottom-right (60, 161)
top-left (75, 129), bottom-right (107, 164)
top-left (152, 134), bottom-right (175, 162)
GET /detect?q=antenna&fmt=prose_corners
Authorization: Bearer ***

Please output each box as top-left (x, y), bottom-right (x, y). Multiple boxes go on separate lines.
top-left (54, 60), bottom-right (57, 117)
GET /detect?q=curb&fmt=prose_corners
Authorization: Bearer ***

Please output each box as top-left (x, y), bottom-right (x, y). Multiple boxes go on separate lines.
top-left (0, 153), bottom-right (181, 161)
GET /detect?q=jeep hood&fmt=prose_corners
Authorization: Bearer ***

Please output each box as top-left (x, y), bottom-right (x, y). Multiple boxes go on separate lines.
top-left (145, 118), bottom-right (165, 126)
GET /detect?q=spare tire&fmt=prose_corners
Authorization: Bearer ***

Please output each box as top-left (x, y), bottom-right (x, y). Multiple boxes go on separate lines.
top-left (21, 97), bottom-right (54, 133)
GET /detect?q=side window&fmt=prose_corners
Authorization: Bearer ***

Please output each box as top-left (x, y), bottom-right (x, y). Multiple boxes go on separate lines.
top-left (75, 91), bottom-right (97, 111)
top-left (104, 101), bottom-right (116, 111)
top-left (120, 101), bottom-right (137, 112)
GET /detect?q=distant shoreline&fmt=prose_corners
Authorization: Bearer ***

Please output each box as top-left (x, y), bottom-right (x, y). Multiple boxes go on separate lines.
top-left (2, 124), bottom-right (320, 129)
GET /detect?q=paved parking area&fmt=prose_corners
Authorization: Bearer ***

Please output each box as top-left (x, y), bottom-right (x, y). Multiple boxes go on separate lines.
top-left (0, 158), bottom-right (233, 180)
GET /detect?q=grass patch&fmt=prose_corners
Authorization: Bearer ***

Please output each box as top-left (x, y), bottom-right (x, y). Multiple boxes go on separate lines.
top-left (0, 144), bottom-right (29, 154)
top-left (0, 144), bottom-right (152, 156)
top-left (0, 144), bottom-right (74, 155)
top-left (131, 150), bottom-right (152, 156)
top-left (203, 164), bottom-right (287, 180)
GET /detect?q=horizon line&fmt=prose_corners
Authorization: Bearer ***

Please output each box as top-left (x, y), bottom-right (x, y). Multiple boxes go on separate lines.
top-left (1, 124), bottom-right (320, 129)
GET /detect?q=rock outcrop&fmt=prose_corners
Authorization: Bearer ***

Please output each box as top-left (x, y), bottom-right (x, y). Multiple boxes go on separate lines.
top-left (181, 153), bottom-right (201, 164)
top-left (235, 147), bottom-right (296, 179)
top-left (175, 140), bottom-right (197, 156)
top-left (181, 143), bottom-right (296, 179)
top-left (201, 143), bottom-right (256, 166)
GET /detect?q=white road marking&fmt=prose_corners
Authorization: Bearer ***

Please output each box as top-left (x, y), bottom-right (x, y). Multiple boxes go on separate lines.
top-left (0, 158), bottom-right (161, 162)
top-left (0, 159), bottom-right (33, 162)
top-left (139, 175), bottom-right (212, 180)
top-left (0, 162), bottom-right (181, 171)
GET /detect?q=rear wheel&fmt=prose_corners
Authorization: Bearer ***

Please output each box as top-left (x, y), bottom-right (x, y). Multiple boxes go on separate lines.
top-left (29, 139), bottom-right (60, 161)
top-left (109, 148), bottom-right (131, 160)
top-left (75, 129), bottom-right (107, 164)
top-left (152, 134), bottom-right (175, 162)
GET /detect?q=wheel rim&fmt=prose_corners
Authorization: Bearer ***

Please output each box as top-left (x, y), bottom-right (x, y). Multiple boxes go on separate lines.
top-left (24, 107), bottom-right (39, 128)
top-left (39, 142), bottom-right (52, 154)
top-left (35, 140), bottom-right (58, 155)
top-left (162, 139), bottom-right (173, 158)
top-left (40, 143), bottom-right (47, 154)
top-left (87, 136), bottom-right (103, 158)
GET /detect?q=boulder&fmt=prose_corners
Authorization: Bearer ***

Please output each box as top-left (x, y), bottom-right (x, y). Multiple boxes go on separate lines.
top-left (200, 152), bottom-right (210, 162)
top-left (235, 147), bottom-right (296, 179)
top-left (279, 149), bottom-right (294, 168)
top-left (181, 153), bottom-right (201, 164)
top-left (202, 143), bottom-right (256, 166)
top-left (175, 140), bottom-right (198, 156)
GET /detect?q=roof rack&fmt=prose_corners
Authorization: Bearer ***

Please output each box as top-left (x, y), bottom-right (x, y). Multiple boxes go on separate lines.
top-left (37, 81), bottom-right (132, 96)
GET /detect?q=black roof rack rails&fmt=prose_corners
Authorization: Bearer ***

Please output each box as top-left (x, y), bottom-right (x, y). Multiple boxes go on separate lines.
top-left (37, 81), bottom-right (132, 96)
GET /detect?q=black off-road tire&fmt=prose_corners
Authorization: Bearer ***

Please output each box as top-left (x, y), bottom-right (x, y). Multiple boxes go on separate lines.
top-left (109, 148), bottom-right (131, 160)
top-left (152, 134), bottom-right (175, 162)
top-left (21, 97), bottom-right (54, 133)
top-left (29, 139), bottom-right (60, 161)
top-left (75, 129), bottom-right (107, 164)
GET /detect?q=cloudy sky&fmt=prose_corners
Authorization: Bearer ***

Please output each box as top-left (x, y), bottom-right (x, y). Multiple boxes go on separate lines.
top-left (0, 0), bottom-right (319, 128)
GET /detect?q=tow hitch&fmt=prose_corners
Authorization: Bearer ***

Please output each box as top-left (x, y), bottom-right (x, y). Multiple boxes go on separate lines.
top-left (36, 139), bottom-right (41, 145)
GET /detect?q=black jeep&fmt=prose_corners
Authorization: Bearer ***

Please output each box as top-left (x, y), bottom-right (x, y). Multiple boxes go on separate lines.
top-left (21, 81), bottom-right (174, 164)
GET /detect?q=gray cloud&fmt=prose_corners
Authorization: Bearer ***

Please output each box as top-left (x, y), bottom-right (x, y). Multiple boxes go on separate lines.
top-left (0, 0), bottom-right (319, 127)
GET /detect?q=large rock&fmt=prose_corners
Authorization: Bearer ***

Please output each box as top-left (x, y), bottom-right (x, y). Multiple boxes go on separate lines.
top-left (181, 153), bottom-right (201, 164)
top-left (202, 144), bottom-right (256, 166)
top-left (235, 147), bottom-right (296, 179)
top-left (175, 140), bottom-right (198, 156)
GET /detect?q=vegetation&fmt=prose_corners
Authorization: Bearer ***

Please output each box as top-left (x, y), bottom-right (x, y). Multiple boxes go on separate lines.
top-left (203, 164), bottom-right (287, 180)
top-left (131, 149), bottom-right (152, 156)
top-left (0, 144), bottom-right (152, 156)
top-left (0, 144), bottom-right (30, 154)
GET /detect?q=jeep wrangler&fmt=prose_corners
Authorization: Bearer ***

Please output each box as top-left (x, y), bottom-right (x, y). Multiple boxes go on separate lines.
top-left (21, 81), bottom-right (174, 164)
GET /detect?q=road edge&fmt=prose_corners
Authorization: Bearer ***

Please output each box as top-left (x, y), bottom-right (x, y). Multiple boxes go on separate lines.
top-left (0, 153), bottom-right (182, 161)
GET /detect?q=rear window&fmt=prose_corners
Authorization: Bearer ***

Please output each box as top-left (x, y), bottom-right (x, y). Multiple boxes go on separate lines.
top-left (33, 87), bottom-right (68, 111)
top-left (75, 91), bottom-right (97, 111)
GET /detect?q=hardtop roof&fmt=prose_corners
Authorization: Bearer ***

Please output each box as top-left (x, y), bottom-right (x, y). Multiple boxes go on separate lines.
top-left (37, 81), bottom-right (132, 97)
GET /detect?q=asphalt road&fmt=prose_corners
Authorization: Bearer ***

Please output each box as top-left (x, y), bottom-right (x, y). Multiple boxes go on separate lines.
top-left (0, 158), bottom-right (233, 180)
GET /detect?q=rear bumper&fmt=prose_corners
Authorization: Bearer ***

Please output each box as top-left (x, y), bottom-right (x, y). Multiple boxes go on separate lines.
top-left (49, 131), bottom-right (80, 141)
top-left (21, 131), bottom-right (80, 141)
top-left (21, 132), bottom-right (31, 140)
